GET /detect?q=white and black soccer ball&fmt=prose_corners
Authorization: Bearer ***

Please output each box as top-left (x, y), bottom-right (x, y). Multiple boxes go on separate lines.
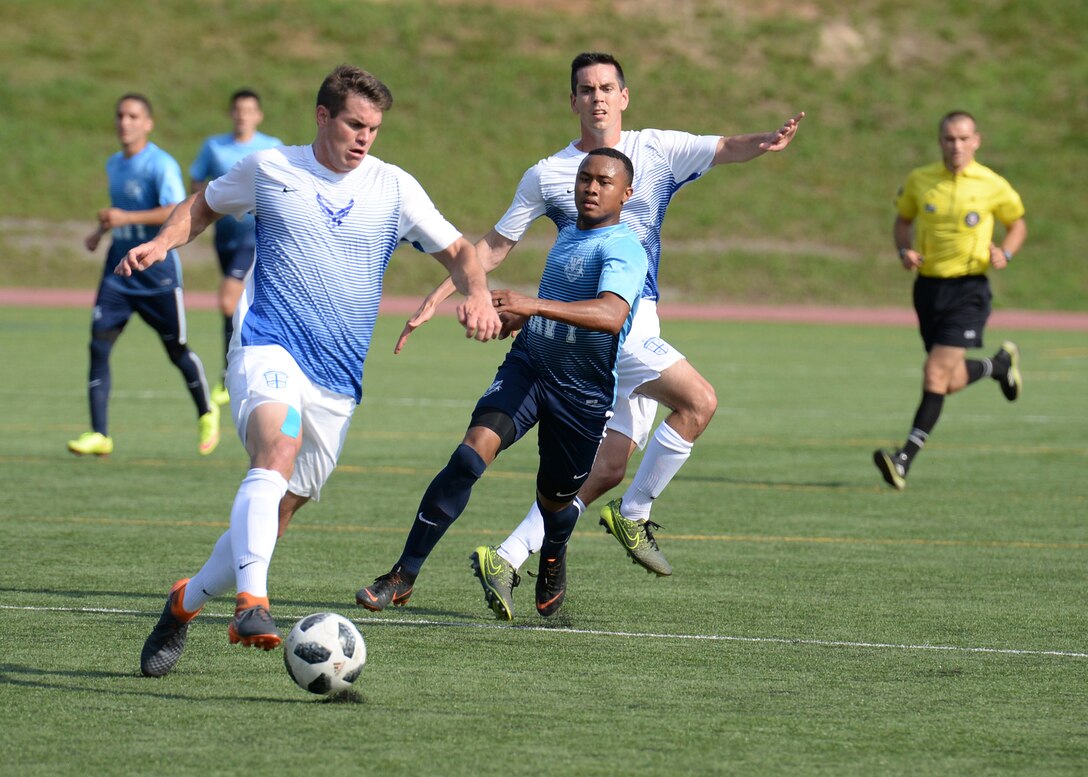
top-left (283, 612), bottom-right (367, 695)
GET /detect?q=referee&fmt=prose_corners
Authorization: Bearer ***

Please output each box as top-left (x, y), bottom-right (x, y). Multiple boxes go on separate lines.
top-left (874, 111), bottom-right (1027, 490)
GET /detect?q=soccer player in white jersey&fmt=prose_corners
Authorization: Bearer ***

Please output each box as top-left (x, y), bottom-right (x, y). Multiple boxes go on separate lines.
top-left (119, 65), bottom-right (501, 677)
top-left (357, 148), bottom-right (647, 619)
top-left (395, 52), bottom-right (803, 617)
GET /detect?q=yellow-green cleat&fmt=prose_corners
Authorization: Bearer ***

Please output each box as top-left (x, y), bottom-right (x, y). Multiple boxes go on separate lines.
top-left (67, 431), bottom-right (114, 457)
top-left (873, 448), bottom-right (908, 491)
top-left (599, 499), bottom-right (672, 576)
top-left (198, 403), bottom-right (220, 456)
top-left (210, 381), bottom-right (231, 406)
top-left (470, 545), bottom-right (520, 621)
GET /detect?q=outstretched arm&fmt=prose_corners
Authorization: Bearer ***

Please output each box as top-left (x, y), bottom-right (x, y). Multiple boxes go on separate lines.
top-left (114, 191), bottom-right (221, 277)
top-left (394, 229), bottom-right (519, 353)
top-left (713, 112), bottom-right (805, 165)
top-left (427, 236), bottom-right (502, 346)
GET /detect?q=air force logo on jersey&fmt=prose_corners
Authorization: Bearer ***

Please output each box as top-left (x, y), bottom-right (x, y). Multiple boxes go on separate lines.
top-left (565, 254), bottom-right (586, 283)
top-left (124, 179), bottom-right (145, 201)
top-left (263, 370), bottom-right (289, 389)
top-left (481, 379), bottom-right (503, 398)
top-left (316, 193), bottom-right (355, 229)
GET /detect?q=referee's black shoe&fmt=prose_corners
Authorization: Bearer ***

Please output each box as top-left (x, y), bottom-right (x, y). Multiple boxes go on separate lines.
top-left (873, 449), bottom-right (909, 491)
top-left (994, 341), bottom-right (1022, 401)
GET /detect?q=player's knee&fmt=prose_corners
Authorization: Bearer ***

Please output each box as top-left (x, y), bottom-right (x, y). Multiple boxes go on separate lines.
top-left (89, 329), bottom-right (121, 362)
top-left (164, 340), bottom-right (191, 365)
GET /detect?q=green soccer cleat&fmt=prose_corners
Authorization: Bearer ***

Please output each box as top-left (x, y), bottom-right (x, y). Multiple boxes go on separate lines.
top-left (210, 381), bottom-right (231, 406)
top-left (997, 341), bottom-right (1021, 402)
top-left (67, 431), bottom-right (114, 457)
top-left (873, 448), bottom-right (908, 491)
top-left (470, 545), bottom-right (520, 621)
top-left (198, 403), bottom-right (220, 456)
top-left (599, 499), bottom-right (673, 576)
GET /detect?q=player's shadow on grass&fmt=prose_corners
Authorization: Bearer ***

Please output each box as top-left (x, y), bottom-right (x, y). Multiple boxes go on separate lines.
top-left (0, 586), bottom-right (179, 604)
top-left (679, 474), bottom-right (852, 490)
top-left (0, 663), bottom-right (335, 704)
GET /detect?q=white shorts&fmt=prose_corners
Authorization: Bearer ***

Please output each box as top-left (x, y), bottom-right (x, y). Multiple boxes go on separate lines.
top-left (226, 344), bottom-right (355, 501)
top-left (609, 299), bottom-right (685, 449)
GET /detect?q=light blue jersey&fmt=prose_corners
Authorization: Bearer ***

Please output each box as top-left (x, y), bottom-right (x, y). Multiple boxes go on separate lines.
top-left (102, 142), bottom-right (187, 295)
top-left (513, 222), bottom-right (647, 408)
top-left (495, 129), bottom-right (719, 302)
top-left (190, 131), bottom-right (282, 242)
top-left (204, 145), bottom-right (462, 403)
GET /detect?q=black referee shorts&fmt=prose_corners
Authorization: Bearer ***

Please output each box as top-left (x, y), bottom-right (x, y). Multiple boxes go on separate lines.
top-left (912, 274), bottom-right (992, 352)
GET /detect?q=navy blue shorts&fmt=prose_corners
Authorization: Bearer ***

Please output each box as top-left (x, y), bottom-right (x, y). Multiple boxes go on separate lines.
top-left (92, 281), bottom-right (187, 346)
top-left (913, 274), bottom-right (992, 352)
top-left (472, 351), bottom-right (608, 502)
top-left (214, 225), bottom-right (256, 281)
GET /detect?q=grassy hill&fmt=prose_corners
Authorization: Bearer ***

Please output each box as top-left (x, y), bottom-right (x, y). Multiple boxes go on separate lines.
top-left (1, 0), bottom-right (1085, 309)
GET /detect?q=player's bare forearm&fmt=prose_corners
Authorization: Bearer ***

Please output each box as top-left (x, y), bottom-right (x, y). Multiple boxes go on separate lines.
top-left (714, 112), bottom-right (805, 164)
top-left (433, 237), bottom-right (501, 343)
top-left (492, 289), bottom-right (630, 335)
top-left (113, 193), bottom-right (218, 277)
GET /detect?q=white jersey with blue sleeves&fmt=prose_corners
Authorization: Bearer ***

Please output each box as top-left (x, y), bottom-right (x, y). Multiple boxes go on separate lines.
top-left (513, 222), bottom-right (647, 409)
top-left (204, 144), bottom-right (461, 403)
top-left (494, 129), bottom-right (718, 302)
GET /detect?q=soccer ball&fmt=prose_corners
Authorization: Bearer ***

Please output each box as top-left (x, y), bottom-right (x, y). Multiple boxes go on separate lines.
top-left (283, 612), bottom-right (367, 695)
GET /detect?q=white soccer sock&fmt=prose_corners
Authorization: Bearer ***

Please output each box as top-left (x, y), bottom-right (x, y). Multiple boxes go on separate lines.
top-left (498, 497), bottom-right (585, 570)
top-left (183, 529), bottom-right (236, 612)
top-left (620, 422), bottom-right (693, 521)
top-left (230, 468), bottom-right (288, 598)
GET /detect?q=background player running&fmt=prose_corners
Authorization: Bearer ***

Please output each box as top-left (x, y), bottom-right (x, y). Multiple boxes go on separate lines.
top-left (70, 93), bottom-right (219, 458)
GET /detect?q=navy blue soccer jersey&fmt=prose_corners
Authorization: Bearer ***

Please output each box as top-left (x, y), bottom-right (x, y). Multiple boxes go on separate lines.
top-left (512, 222), bottom-right (647, 409)
top-left (101, 142), bottom-right (187, 295)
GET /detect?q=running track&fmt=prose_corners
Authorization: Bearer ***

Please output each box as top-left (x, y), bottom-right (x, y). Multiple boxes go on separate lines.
top-left (2, 287), bottom-right (1087, 330)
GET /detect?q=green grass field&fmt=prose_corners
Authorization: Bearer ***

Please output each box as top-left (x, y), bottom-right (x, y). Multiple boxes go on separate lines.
top-left (1, 304), bottom-right (1086, 775)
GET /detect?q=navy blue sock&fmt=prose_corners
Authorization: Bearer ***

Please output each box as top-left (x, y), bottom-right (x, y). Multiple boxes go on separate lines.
top-left (166, 341), bottom-right (212, 417)
top-left (397, 444), bottom-right (487, 574)
top-left (222, 314), bottom-right (234, 374)
top-left (88, 331), bottom-right (116, 435)
top-left (539, 500), bottom-right (580, 560)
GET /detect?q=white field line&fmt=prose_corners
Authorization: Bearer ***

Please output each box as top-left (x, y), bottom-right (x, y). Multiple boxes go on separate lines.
top-left (2, 604), bottom-right (1085, 660)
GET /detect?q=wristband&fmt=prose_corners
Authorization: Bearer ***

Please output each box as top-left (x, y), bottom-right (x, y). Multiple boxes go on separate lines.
top-left (1002, 249), bottom-right (1013, 262)
top-left (897, 247), bottom-right (909, 259)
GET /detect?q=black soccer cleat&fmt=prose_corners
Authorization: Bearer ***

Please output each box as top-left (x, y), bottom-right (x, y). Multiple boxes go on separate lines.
top-left (141, 578), bottom-right (202, 677)
top-left (356, 567), bottom-right (416, 612)
top-left (535, 549), bottom-right (568, 618)
top-left (873, 448), bottom-right (909, 491)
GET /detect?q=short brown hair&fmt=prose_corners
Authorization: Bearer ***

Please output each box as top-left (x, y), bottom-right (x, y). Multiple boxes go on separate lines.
top-left (316, 65), bottom-right (393, 117)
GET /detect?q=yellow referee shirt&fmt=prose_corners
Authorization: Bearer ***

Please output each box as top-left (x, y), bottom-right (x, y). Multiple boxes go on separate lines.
top-left (895, 160), bottom-right (1025, 278)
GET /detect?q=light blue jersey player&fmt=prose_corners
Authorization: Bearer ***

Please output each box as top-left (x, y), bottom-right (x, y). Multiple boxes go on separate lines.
top-left (190, 89), bottom-right (283, 403)
top-left (127, 67), bottom-right (499, 677)
top-left (358, 148), bottom-right (647, 620)
top-left (68, 93), bottom-right (218, 460)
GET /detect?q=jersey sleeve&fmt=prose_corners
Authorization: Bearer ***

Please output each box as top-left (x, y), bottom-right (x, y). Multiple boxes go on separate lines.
top-left (396, 169), bottom-right (462, 253)
top-left (157, 155), bottom-right (187, 207)
top-left (493, 163), bottom-right (547, 242)
top-left (189, 139), bottom-right (213, 182)
top-left (203, 151), bottom-right (259, 219)
top-left (992, 176), bottom-right (1025, 225)
top-left (598, 232), bottom-right (649, 307)
top-left (649, 129), bottom-right (719, 187)
top-left (894, 172), bottom-right (919, 220)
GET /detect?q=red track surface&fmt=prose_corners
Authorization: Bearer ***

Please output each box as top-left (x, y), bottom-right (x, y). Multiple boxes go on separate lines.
top-left (3, 287), bottom-right (1086, 330)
